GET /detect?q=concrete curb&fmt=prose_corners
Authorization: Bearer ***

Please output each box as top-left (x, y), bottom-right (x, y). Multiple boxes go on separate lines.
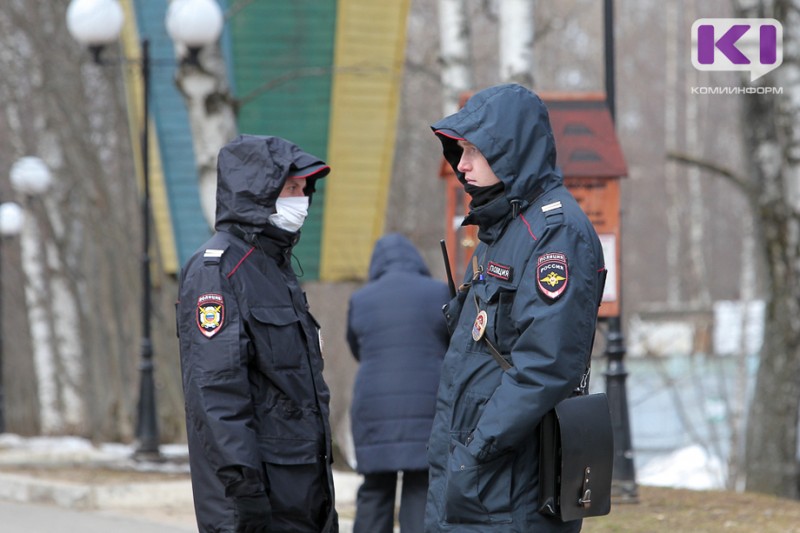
top-left (0, 471), bottom-right (361, 509)
top-left (0, 472), bottom-right (194, 510)
top-left (0, 436), bottom-right (364, 530)
top-left (0, 469), bottom-right (369, 532)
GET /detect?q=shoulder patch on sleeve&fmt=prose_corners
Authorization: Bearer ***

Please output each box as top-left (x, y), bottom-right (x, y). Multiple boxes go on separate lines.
top-left (536, 252), bottom-right (569, 301)
top-left (196, 293), bottom-right (225, 338)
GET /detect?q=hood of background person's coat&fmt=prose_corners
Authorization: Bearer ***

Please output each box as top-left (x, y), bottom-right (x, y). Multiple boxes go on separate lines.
top-left (432, 83), bottom-right (562, 207)
top-left (368, 233), bottom-right (430, 281)
top-left (214, 134), bottom-right (330, 231)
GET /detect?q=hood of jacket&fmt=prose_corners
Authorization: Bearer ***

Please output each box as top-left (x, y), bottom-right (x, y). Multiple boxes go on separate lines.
top-left (214, 134), bottom-right (330, 232)
top-left (367, 233), bottom-right (430, 281)
top-left (432, 83), bottom-right (562, 212)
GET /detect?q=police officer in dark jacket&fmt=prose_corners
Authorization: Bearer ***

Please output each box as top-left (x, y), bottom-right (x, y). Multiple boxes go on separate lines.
top-left (424, 84), bottom-right (606, 532)
top-left (177, 134), bottom-right (338, 533)
top-left (347, 233), bottom-right (449, 533)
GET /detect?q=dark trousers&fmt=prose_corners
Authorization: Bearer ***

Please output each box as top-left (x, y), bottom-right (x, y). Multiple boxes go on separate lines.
top-left (353, 470), bottom-right (428, 533)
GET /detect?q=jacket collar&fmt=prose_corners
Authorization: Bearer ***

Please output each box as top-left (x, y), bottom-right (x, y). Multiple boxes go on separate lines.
top-left (462, 195), bottom-right (513, 245)
top-left (228, 224), bottom-right (299, 265)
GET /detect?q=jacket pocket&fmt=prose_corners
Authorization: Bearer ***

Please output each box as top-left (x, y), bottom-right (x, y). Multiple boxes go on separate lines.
top-left (444, 440), bottom-right (513, 524)
top-left (250, 306), bottom-right (304, 370)
top-left (259, 434), bottom-right (319, 465)
top-left (494, 287), bottom-right (518, 354)
top-left (468, 282), bottom-right (518, 356)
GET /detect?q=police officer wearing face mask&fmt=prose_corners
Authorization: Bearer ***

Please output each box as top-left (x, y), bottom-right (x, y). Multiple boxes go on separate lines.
top-left (177, 135), bottom-right (339, 533)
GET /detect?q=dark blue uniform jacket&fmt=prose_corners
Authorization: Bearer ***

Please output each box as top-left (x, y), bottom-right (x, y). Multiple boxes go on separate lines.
top-left (347, 233), bottom-right (450, 474)
top-left (177, 135), bottom-right (337, 532)
top-left (424, 84), bottom-right (606, 532)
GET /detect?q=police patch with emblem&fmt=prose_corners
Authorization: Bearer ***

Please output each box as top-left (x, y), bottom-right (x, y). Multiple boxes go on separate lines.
top-left (197, 293), bottom-right (225, 338)
top-left (536, 252), bottom-right (569, 301)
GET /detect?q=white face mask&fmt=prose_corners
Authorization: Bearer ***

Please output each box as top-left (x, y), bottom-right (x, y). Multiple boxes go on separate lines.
top-left (269, 196), bottom-right (309, 233)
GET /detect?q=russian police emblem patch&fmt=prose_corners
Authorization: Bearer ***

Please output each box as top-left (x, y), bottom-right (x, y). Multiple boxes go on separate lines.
top-left (197, 293), bottom-right (225, 338)
top-left (536, 252), bottom-right (569, 301)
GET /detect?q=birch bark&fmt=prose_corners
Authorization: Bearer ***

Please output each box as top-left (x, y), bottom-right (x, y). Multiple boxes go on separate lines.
top-left (737, 0), bottom-right (800, 498)
top-left (498, 0), bottom-right (534, 87)
top-left (438, 0), bottom-right (473, 116)
top-left (173, 40), bottom-right (237, 229)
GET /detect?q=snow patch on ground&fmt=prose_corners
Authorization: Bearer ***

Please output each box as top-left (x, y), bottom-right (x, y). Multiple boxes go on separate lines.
top-left (638, 444), bottom-right (725, 490)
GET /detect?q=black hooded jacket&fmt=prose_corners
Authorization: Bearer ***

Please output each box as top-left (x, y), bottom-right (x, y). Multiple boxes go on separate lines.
top-left (424, 85), bottom-right (605, 532)
top-left (177, 135), bottom-right (337, 532)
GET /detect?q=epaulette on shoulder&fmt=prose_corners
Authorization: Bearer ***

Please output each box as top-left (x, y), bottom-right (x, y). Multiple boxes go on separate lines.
top-left (541, 200), bottom-right (564, 226)
top-left (202, 246), bottom-right (228, 266)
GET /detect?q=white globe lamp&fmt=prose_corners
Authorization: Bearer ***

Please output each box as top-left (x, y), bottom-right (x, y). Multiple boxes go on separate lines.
top-left (10, 157), bottom-right (53, 197)
top-left (0, 203), bottom-right (24, 237)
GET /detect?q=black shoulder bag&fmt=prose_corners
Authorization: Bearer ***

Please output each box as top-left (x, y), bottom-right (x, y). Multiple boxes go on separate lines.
top-left (537, 376), bottom-right (613, 520)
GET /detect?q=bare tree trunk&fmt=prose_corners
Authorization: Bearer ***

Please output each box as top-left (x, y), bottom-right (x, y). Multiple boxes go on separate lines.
top-left (498, 0), bottom-right (535, 87)
top-left (438, 0), bottom-right (473, 115)
top-left (15, 193), bottom-right (86, 435)
top-left (727, 217), bottom-right (757, 491)
top-left (738, 0), bottom-right (800, 499)
top-left (664, 0), bottom-right (682, 306)
top-left (684, 9), bottom-right (711, 308)
top-left (173, 40), bottom-right (237, 229)
top-left (41, 192), bottom-right (86, 431)
top-left (18, 203), bottom-right (61, 433)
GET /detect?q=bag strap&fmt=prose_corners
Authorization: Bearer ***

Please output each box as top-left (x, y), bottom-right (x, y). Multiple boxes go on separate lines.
top-left (579, 268), bottom-right (609, 395)
top-left (483, 336), bottom-right (513, 371)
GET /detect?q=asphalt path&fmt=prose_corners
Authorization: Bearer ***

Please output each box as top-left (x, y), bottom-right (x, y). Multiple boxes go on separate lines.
top-left (0, 500), bottom-right (196, 533)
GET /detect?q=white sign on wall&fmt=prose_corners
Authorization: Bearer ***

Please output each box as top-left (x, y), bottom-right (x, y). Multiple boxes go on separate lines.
top-left (599, 233), bottom-right (617, 303)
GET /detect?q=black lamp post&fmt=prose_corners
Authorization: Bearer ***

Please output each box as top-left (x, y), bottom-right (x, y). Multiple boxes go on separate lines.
top-left (603, 0), bottom-right (638, 501)
top-left (0, 201), bottom-right (24, 434)
top-left (66, 0), bottom-right (223, 458)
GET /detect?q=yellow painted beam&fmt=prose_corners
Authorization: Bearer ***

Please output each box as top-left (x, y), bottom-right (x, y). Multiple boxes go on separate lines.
top-left (119, 0), bottom-right (179, 275)
top-left (320, 0), bottom-right (411, 281)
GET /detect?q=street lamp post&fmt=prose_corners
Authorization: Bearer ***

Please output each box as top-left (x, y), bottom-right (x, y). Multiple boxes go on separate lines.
top-left (66, 0), bottom-right (223, 458)
top-left (0, 201), bottom-right (24, 434)
top-left (603, 0), bottom-right (637, 501)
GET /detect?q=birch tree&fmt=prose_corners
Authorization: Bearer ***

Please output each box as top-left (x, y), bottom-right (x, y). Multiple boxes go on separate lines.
top-left (664, 0), bottom-right (683, 306)
top-left (683, 0), bottom-right (711, 308)
top-left (14, 185), bottom-right (86, 434)
top-left (438, 0), bottom-right (473, 115)
top-left (498, 0), bottom-right (535, 87)
top-left (736, 0), bottom-right (800, 499)
top-left (171, 28), bottom-right (237, 228)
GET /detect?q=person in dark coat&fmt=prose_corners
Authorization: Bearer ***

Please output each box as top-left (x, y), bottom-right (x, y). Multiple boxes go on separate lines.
top-left (347, 233), bottom-right (450, 533)
top-left (424, 84), bottom-right (606, 532)
top-left (177, 134), bottom-right (338, 533)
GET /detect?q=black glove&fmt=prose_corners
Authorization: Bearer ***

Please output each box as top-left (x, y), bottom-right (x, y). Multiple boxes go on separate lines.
top-left (234, 492), bottom-right (271, 533)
